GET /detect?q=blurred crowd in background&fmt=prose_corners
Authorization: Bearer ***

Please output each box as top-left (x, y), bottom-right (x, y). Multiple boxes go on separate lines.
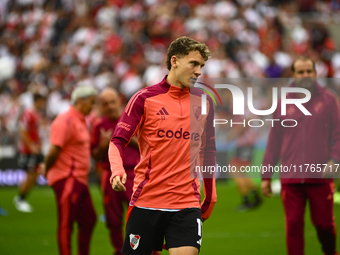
top-left (1, 0), bottom-right (340, 157)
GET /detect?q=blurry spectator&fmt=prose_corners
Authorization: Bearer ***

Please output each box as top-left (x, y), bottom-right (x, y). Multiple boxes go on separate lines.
top-left (0, 1), bottom-right (340, 211)
top-left (0, 79), bottom-right (24, 148)
top-left (14, 92), bottom-right (47, 213)
top-left (0, 0), bottom-right (338, 103)
top-left (265, 55), bottom-right (283, 78)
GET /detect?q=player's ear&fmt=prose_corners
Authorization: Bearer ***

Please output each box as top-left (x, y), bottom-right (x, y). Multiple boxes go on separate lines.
top-left (171, 55), bottom-right (178, 69)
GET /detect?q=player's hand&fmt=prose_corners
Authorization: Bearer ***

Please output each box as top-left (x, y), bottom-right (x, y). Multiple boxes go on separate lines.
top-left (99, 128), bottom-right (113, 148)
top-left (30, 144), bottom-right (40, 155)
top-left (111, 173), bottom-right (127, 192)
top-left (261, 180), bottom-right (272, 198)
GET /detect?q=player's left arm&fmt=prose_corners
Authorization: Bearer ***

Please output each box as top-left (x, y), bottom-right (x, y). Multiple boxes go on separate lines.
top-left (200, 96), bottom-right (217, 221)
top-left (329, 97), bottom-right (340, 162)
top-left (324, 96), bottom-right (340, 177)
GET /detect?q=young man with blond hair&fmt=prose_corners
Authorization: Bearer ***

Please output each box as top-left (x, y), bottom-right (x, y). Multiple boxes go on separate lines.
top-left (110, 36), bottom-right (217, 255)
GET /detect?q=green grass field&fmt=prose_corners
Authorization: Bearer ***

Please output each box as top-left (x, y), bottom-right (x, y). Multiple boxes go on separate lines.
top-left (0, 182), bottom-right (339, 255)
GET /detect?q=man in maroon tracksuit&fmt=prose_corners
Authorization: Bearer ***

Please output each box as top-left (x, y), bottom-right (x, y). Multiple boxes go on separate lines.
top-left (91, 88), bottom-right (139, 255)
top-left (92, 88), bottom-right (161, 255)
top-left (262, 57), bottom-right (339, 255)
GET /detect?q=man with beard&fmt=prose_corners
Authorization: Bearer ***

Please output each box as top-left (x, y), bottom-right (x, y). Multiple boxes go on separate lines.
top-left (262, 56), bottom-right (339, 255)
top-left (91, 88), bottom-right (160, 255)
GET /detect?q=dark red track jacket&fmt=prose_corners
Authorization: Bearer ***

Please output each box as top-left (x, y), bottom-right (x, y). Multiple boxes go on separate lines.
top-left (262, 83), bottom-right (340, 184)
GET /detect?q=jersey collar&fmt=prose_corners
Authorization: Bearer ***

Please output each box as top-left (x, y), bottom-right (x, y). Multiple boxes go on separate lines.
top-left (160, 75), bottom-right (190, 95)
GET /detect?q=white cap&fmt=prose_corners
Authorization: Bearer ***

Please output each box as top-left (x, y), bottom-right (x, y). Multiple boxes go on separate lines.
top-left (71, 85), bottom-right (98, 105)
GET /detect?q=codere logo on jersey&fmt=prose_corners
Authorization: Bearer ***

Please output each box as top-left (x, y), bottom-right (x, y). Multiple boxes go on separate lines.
top-left (157, 128), bottom-right (200, 141)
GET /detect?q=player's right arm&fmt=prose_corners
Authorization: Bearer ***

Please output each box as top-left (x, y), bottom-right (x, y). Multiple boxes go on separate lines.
top-left (109, 90), bottom-right (146, 191)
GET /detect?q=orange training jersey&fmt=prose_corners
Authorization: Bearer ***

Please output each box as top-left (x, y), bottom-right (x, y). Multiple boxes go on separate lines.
top-left (47, 106), bottom-right (91, 186)
top-left (109, 76), bottom-right (217, 220)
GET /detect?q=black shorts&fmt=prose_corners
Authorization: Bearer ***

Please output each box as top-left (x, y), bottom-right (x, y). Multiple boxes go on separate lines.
top-left (17, 153), bottom-right (44, 172)
top-left (122, 207), bottom-right (202, 255)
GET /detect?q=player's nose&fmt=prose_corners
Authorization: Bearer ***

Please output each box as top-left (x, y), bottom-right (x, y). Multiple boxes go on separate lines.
top-left (194, 66), bottom-right (202, 77)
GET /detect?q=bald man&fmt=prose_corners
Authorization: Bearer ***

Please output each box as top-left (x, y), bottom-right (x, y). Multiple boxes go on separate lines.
top-left (91, 88), bottom-right (141, 255)
top-left (262, 57), bottom-right (339, 255)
